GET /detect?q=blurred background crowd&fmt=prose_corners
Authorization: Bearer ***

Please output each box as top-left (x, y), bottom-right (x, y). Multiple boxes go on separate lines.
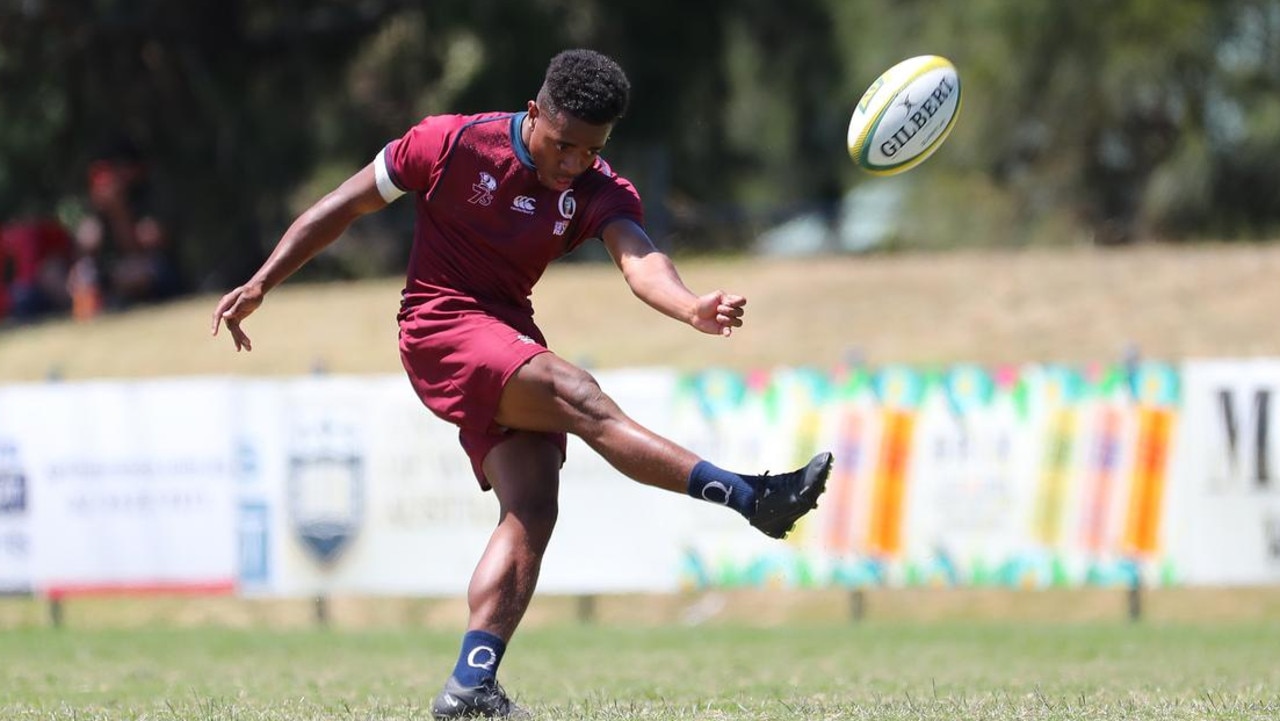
top-left (5, 0), bottom-right (1280, 326)
top-left (1, 136), bottom-right (181, 323)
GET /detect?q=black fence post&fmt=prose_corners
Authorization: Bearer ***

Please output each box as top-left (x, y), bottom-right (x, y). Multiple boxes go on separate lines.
top-left (576, 594), bottom-right (596, 624)
top-left (314, 594), bottom-right (330, 628)
top-left (1127, 568), bottom-right (1143, 622)
top-left (49, 596), bottom-right (64, 629)
top-left (849, 588), bottom-right (865, 622)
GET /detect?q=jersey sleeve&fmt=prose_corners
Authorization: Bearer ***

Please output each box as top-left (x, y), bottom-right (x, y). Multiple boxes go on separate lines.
top-left (573, 172), bottom-right (645, 249)
top-left (378, 114), bottom-right (462, 197)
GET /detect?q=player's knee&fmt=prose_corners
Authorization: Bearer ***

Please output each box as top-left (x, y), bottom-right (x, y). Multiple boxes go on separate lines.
top-left (509, 494), bottom-right (559, 540)
top-left (553, 365), bottom-right (614, 426)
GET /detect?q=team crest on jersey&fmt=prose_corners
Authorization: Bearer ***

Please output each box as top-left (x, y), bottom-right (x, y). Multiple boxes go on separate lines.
top-left (558, 190), bottom-right (576, 219)
top-left (470, 172), bottom-right (497, 206)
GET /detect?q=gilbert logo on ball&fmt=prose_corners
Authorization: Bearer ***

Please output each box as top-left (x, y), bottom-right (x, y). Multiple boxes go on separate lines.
top-left (847, 55), bottom-right (962, 176)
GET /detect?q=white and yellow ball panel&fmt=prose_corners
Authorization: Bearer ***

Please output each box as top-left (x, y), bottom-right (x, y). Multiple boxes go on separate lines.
top-left (847, 55), bottom-right (962, 176)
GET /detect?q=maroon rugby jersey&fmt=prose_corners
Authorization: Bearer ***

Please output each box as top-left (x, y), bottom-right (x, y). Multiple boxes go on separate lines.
top-left (379, 111), bottom-right (644, 316)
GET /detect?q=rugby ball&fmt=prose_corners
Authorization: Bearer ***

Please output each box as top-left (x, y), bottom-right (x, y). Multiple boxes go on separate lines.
top-left (847, 55), bottom-right (962, 176)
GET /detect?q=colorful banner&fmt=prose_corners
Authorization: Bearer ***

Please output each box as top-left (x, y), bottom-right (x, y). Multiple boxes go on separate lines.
top-left (673, 362), bottom-right (1182, 589)
top-left (2, 360), bottom-right (1279, 597)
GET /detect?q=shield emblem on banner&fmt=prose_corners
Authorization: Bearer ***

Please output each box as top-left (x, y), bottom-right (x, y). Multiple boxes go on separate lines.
top-left (287, 447), bottom-right (364, 566)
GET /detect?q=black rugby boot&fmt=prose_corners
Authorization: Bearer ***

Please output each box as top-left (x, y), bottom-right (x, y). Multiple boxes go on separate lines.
top-left (748, 452), bottom-right (833, 539)
top-left (431, 676), bottom-right (529, 719)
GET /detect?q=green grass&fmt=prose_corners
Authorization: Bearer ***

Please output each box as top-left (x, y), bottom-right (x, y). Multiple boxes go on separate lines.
top-left (4, 622), bottom-right (1278, 720)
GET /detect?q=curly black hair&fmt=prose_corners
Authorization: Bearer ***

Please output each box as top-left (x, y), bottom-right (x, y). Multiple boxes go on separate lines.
top-left (539, 49), bottom-right (630, 125)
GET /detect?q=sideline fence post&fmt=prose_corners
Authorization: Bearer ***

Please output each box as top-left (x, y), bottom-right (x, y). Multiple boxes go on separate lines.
top-left (849, 589), bottom-right (865, 622)
top-left (1127, 568), bottom-right (1143, 622)
top-left (314, 594), bottom-right (330, 628)
top-left (49, 596), bottom-right (64, 629)
top-left (1120, 345), bottom-right (1145, 624)
top-left (575, 594), bottom-right (596, 624)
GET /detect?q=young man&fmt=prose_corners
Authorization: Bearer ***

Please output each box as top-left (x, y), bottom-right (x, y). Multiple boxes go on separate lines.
top-left (212, 49), bottom-right (832, 719)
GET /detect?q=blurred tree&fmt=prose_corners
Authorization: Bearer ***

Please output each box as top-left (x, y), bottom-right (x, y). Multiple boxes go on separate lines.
top-left (0, 0), bottom-right (847, 281)
top-left (0, 0), bottom-right (419, 290)
top-left (1196, 0), bottom-right (1280, 239)
top-left (966, 0), bottom-right (1216, 244)
top-left (10, 0), bottom-right (1280, 297)
top-left (942, 0), bottom-right (1280, 244)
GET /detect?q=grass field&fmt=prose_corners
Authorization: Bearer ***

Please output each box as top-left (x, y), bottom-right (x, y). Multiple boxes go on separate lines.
top-left (4, 621), bottom-right (1279, 720)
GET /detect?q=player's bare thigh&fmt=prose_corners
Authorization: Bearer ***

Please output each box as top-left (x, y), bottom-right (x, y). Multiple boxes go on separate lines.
top-left (494, 352), bottom-right (620, 435)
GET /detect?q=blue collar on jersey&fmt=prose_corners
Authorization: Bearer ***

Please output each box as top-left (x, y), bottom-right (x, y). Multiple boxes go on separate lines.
top-left (510, 112), bottom-right (536, 170)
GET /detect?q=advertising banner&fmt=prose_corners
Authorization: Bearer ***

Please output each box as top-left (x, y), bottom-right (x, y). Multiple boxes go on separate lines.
top-left (672, 363), bottom-right (1182, 590)
top-left (232, 371), bottom-right (691, 596)
top-left (3, 360), bottom-right (1279, 598)
top-left (541, 368), bottom-right (694, 594)
top-left (1169, 361), bottom-right (1280, 584)
top-left (0, 398), bottom-right (32, 593)
top-left (5, 380), bottom-right (237, 595)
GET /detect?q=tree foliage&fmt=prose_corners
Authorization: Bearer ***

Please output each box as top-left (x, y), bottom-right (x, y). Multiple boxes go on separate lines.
top-left (5, 1), bottom-right (1280, 289)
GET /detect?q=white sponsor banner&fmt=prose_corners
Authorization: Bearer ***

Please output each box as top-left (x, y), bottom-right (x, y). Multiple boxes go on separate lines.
top-left (0, 399), bottom-right (33, 593)
top-left (1172, 361), bottom-right (1280, 585)
top-left (6, 380), bottom-right (238, 593)
top-left (233, 370), bottom-right (690, 596)
top-left (228, 375), bottom-right (466, 596)
top-left (541, 368), bottom-right (693, 594)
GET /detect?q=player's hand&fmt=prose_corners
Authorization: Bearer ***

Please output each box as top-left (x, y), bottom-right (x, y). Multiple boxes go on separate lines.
top-left (210, 283), bottom-right (265, 352)
top-left (692, 290), bottom-right (746, 337)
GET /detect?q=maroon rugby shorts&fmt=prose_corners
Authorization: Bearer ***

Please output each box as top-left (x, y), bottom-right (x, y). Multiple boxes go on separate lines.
top-left (398, 298), bottom-right (567, 489)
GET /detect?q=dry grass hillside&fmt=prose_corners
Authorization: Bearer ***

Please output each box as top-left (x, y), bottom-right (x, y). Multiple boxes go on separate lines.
top-left (3, 243), bottom-right (1280, 382)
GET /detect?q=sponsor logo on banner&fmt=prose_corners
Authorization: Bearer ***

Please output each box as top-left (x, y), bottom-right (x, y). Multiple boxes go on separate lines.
top-left (1175, 363), bottom-right (1280, 583)
top-left (238, 502), bottom-right (270, 586)
top-left (0, 437), bottom-right (30, 593)
top-left (234, 437), bottom-right (259, 485)
top-left (1215, 387), bottom-right (1273, 491)
top-left (1267, 514), bottom-right (1280, 563)
top-left (287, 420), bottom-right (365, 566)
top-left (0, 439), bottom-right (25, 514)
top-left (234, 437), bottom-right (271, 588)
top-left (1213, 382), bottom-right (1280, 572)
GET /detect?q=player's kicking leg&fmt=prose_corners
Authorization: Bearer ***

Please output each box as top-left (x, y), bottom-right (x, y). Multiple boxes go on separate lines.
top-left (495, 352), bottom-right (833, 539)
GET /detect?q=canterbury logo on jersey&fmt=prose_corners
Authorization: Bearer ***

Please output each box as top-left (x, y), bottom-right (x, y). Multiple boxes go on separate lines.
top-left (511, 195), bottom-right (536, 214)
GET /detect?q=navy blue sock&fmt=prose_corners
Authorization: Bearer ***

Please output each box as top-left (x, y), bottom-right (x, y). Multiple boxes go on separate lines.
top-left (452, 630), bottom-right (507, 687)
top-left (687, 461), bottom-right (757, 517)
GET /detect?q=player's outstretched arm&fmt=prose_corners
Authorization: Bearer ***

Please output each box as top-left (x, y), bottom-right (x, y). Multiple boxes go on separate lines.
top-left (601, 218), bottom-right (745, 337)
top-left (211, 163), bottom-right (388, 351)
